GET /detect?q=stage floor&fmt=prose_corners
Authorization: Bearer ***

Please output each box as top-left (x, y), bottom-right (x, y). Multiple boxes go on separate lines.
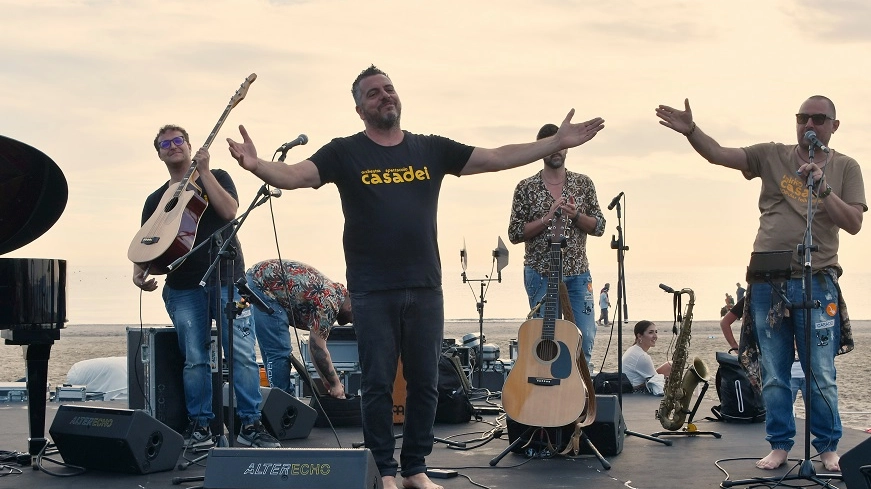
top-left (0, 394), bottom-right (866, 489)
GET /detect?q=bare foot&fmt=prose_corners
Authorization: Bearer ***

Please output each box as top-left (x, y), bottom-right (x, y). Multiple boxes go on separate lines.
top-left (402, 472), bottom-right (444, 489)
top-left (820, 451), bottom-right (840, 472)
top-left (756, 449), bottom-right (788, 470)
top-left (382, 475), bottom-right (400, 489)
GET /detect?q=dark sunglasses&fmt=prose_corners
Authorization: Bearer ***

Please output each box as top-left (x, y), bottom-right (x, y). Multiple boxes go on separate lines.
top-left (158, 136), bottom-right (186, 149)
top-left (795, 113), bottom-right (833, 125)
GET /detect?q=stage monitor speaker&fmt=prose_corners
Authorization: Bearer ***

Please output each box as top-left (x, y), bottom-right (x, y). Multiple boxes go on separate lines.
top-left (223, 386), bottom-right (317, 440)
top-left (576, 394), bottom-right (624, 456)
top-left (49, 405), bottom-right (183, 474)
top-left (841, 436), bottom-right (871, 489)
top-left (506, 394), bottom-right (624, 457)
top-left (202, 447), bottom-right (382, 489)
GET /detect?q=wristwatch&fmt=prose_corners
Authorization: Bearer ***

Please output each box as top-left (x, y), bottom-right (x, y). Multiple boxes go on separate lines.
top-left (819, 184), bottom-right (833, 199)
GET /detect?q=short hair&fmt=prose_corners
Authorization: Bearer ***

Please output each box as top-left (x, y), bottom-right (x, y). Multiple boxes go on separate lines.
top-left (153, 125), bottom-right (190, 152)
top-left (352, 65), bottom-right (389, 105)
top-left (807, 95), bottom-right (836, 119)
top-left (536, 123), bottom-right (558, 140)
top-left (633, 320), bottom-right (654, 339)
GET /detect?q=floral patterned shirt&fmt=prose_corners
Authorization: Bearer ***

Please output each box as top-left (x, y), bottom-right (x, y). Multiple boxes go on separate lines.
top-left (246, 259), bottom-right (347, 341)
top-left (508, 170), bottom-right (605, 275)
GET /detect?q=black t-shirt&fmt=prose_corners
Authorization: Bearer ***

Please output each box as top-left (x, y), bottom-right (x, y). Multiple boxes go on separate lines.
top-left (141, 169), bottom-right (245, 289)
top-left (310, 131), bottom-right (474, 291)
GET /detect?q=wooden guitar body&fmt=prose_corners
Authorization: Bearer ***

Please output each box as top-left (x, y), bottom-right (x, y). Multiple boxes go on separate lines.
top-left (127, 182), bottom-right (207, 275)
top-left (502, 317), bottom-right (586, 427)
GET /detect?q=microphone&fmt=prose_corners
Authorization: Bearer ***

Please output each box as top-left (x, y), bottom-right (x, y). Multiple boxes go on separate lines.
top-left (804, 130), bottom-right (830, 153)
top-left (235, 277), bottom-right (274, 314)
top-left (259, 185), bottom-right (282, 198)
top-left (659, 283), bottom-right (675, 294)
top-left (276, 134), bottom-right (308, 153)
top-left (607, 191), bottom-right (624, 210)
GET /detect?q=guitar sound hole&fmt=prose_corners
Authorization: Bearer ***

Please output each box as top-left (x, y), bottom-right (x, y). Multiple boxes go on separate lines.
top-left (163, 197), bottom-right (178, 213)
top-left (535, 339), bottom-right (559, 362)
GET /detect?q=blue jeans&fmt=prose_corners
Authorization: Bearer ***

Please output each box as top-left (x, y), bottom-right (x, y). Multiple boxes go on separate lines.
top-left (524, 267), bottom-right (596, 370)
top-left (351, 287), bottom-right (443, 478)
top-left (245, 271), bottom-right (296, 393)
top-left (163, 284), bottom-right (262, 427)
top-left (749, 275), bottom-right (841, 453)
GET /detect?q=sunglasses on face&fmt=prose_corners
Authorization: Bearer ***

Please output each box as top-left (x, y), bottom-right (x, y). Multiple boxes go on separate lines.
top-left (158, 136), bottom-right (186, 149)
top-left (795, 113), bottom-right (833, 125)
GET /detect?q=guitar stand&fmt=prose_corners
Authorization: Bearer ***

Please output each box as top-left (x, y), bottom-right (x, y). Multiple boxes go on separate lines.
top-left (651, 380), bottom-right (721, 438)
top-left (489, 426), bottom-right (610, 470)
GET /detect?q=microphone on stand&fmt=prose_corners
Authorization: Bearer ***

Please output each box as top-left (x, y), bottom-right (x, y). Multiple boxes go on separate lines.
top-left (259, 184), bottom-right (282, 198)
top-left (607, 191), bottom-right (624, 210)
top-left (277, 134), bottom-right (308, 162)
top-left (804, 130), bottom-right (830, 153)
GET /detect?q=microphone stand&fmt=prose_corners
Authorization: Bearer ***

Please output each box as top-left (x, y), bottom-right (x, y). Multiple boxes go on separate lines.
top-left (171, 185), bottom-right (276, 472)
top-left (461, 258), bottom-right (501, 390)
top-left (610, 198), bottom-right (671, 446)
top-left (723, 146), bottom-right (841, 489)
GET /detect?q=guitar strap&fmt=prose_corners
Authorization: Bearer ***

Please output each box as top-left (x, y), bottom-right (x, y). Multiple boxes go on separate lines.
top-left (557, 281), bottom-right (598, 456)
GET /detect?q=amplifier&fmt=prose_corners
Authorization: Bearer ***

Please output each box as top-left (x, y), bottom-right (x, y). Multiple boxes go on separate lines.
top-left (202, 447), bottom-right (382, 489)
top-left (127, 326), bottom-right (222, 435)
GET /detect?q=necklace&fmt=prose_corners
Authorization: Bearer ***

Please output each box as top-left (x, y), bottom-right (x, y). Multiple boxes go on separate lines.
top-left (542, 175), bottom-right (565, 186)
top-left (795, 145), bottom-right (830, 167)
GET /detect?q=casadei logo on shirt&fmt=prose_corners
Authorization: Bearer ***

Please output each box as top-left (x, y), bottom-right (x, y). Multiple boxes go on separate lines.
top-left (360, 165), bottom-right (430, 185)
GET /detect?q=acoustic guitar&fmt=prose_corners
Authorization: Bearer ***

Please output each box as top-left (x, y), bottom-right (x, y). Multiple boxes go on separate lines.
top-left (502, 211), bottom-right (587, 427)
top-left (127, 74), bottom-right (256, 275)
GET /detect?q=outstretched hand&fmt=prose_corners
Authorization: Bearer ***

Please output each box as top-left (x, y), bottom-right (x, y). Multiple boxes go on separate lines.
top-left (227, 125), bottom-right (259, 172)
top-left (655, 98), bottom-right (694, 135)
top-left (556, 109), bottom-right (605, 149)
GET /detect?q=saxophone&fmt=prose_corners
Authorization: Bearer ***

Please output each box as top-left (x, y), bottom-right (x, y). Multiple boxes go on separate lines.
top-left (656, 286), bottom-right (710, 431)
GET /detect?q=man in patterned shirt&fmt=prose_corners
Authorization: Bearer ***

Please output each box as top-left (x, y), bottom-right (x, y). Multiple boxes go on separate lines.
top-left (508, 123), bottom-right (606, 371)
top-left (245, 259), bottom-right (352, 399)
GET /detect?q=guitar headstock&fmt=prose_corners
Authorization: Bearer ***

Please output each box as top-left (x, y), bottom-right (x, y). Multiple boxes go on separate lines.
top-left (229, 73), bottom-right (257, 109)
top-left (547, 210), bottom-right (569, 246)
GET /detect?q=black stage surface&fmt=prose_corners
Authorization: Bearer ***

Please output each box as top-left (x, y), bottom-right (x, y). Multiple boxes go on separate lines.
top-left (0, 394), bottom-right (867, 489)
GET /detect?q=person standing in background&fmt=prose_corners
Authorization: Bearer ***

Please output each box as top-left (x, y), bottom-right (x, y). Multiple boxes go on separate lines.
top-left (598, 283), bottom-right (611, 326)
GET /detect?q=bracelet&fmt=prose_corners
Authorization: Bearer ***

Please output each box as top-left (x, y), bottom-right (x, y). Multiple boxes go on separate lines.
top-left (540, 216), bottom-right (546, 226)
top-left (684, 122), bottom-right (697, 137)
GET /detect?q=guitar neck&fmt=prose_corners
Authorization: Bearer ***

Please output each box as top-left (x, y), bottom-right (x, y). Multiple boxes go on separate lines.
top-left (541, 241), bottom-right (563, 339)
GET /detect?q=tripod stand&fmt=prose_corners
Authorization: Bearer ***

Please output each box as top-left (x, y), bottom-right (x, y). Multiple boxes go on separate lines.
top-left (459, 237), bottom-right (508, 389)
top-left (609, 194), bottom-right (671, 446)
top-left (722, 146), bottom-right (842, 489)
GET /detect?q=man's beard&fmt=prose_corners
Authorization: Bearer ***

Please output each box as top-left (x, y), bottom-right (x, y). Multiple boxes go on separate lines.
top-left (544, 154), bottom-right (564, 169)
top-left (364, 107), bottom-right (400, 130)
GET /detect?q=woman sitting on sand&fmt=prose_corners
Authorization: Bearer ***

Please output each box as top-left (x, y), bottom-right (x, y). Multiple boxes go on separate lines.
top-left (622, 320), bottom-right (672, 395)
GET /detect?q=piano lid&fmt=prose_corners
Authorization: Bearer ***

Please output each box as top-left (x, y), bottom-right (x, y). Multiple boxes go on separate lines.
top-left (0, 135), bottom-right (68, 255)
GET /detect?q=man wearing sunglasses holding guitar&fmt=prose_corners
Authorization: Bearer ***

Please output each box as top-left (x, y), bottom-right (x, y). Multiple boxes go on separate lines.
top-left (133, 125), bottom-right (280, 450)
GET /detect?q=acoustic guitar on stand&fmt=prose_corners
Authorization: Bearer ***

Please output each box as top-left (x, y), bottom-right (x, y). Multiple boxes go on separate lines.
top-left (127, 74), bottom-right (256, 275)
top-left (502, 210), bottom-right (587, 427)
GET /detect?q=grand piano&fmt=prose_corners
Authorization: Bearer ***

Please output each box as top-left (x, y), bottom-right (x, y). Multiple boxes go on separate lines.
top-left (0, 134), bottom-right (68, 460)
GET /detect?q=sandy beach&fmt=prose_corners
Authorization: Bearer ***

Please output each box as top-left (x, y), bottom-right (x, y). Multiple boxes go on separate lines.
top-left (2, 319), bottom-right (868, 432)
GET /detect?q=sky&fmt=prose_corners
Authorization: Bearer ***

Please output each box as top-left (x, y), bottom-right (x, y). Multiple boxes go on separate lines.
top-left (3, 0), bottom-right (871, 325)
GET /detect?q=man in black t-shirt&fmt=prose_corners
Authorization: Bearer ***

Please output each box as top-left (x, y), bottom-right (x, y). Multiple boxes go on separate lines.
top-left (132, 125), bottom-right (279, 450)
top-left (227, 66), bottom-right (605, 489)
